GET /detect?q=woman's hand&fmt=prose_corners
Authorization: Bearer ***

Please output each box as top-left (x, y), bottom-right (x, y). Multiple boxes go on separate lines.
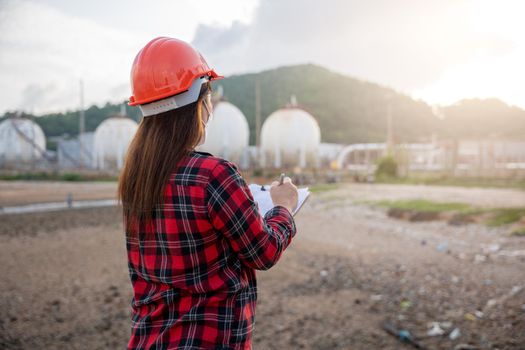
top-left (270, 177), bottom-right (299, 214)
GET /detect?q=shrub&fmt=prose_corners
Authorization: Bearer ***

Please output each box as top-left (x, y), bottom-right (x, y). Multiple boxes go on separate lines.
top-left (375, 155), bottom-right (398, 178)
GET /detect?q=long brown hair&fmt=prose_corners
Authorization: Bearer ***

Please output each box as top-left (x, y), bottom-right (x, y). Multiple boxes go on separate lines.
top-left (118, 83), bottom-right (210, 235)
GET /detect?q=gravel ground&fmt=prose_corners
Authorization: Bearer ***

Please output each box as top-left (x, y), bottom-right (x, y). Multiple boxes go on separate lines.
top-left (1, 184), bottom-right (524, 349)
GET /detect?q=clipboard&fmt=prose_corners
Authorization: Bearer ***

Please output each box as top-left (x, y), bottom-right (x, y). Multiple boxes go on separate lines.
top-left (248, 184), bottom-right (311, 217)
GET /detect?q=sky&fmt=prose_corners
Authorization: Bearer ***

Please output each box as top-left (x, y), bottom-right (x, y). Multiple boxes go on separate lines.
top-left (0, 0), bottom-right (524, 115)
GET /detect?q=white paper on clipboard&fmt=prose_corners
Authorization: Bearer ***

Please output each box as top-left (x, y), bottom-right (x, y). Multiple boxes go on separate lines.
top-left (248, 184), bottom-right (310, 217)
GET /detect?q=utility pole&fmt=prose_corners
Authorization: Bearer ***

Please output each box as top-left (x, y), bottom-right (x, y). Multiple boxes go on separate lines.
top-left (79, 80), bottom-right (85, 169)
top-left (255, 78), bottom-right (261, 168)
top-left (30, 114), bottom-right (35, 170)
top-left (386, 93), bottom-right (393, 155)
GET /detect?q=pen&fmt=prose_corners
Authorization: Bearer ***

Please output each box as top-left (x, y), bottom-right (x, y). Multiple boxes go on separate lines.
top-left (279, 173), bottom-right (285, 185)
top-left (262, 173), bottom-right (286, 191)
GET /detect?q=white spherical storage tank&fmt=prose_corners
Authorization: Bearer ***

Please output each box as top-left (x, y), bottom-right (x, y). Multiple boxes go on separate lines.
top-left (0, 118), bottom-right (46, 164)
top-left (261, 107), bottom-right (321, 168)
top-left (197, 101), bottom-right (250, 167)
top-left (93, 116), bottom-right (138, 170)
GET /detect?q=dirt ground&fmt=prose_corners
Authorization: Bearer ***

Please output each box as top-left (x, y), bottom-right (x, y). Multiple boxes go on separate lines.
top-left (2, 180), bottom-right (524, 208)
top-left (0, 181), bottom-right (118, 206)
top-left (1, 182), bottom-right (524, 349)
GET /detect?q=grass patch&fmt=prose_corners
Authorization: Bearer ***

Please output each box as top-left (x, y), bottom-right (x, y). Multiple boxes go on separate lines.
top-left (511, 227), bottom-right (525, 236)
top-left (453, 207), bottom-right (488, 215)
top-left (365, 198), bottom-right (525, 227)
top-left (487, 208), bottom-right (525, 227)
top-left (309, 183), bottom-right (340, 193)
top-left (375, 176), bottom-right (525, 191)
top-left (0, 172), bottom-right (56, 181)
top-left (373, 199), bottom-right (472, 213)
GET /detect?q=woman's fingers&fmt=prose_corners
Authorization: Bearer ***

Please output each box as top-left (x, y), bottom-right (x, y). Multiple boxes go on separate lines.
top-left (271, 177), bottom-right (293, 188)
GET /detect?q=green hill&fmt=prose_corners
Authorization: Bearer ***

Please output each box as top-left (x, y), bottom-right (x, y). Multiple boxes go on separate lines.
top-left (2, 64), bottom-right (524, 149)
top-left (217, 64), bottom-right (438, 144)
top-left (440, 98), bottom-right (525, 139)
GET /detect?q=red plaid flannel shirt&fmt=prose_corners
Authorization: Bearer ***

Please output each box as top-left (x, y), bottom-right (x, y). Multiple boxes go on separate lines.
top-left (125, 150), bottom-right (297, 349)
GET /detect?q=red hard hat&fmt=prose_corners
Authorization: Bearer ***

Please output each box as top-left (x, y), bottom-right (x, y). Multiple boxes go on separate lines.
top-left (129, 37), bottom-right (223, 106)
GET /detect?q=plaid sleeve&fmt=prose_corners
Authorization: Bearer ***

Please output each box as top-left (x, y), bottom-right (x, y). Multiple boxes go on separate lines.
top-left (206, 160), bottom-right (297, 270)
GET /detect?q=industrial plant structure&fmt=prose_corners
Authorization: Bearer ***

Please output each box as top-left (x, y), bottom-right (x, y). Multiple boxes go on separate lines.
top-left (92, 115), bottom-right (138, 170)
top-left (197, 100), bottom-right (250, 168)
top-left (1, 97), bottom-right (525, 180)
top-left (260, 97), bottom-right (321, 169)
top-left (0, 117), bottom-right (47, 168)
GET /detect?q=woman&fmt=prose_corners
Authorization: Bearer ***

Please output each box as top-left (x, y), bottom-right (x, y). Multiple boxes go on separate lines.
top-left (118, 37), bottom-right (299, 350)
